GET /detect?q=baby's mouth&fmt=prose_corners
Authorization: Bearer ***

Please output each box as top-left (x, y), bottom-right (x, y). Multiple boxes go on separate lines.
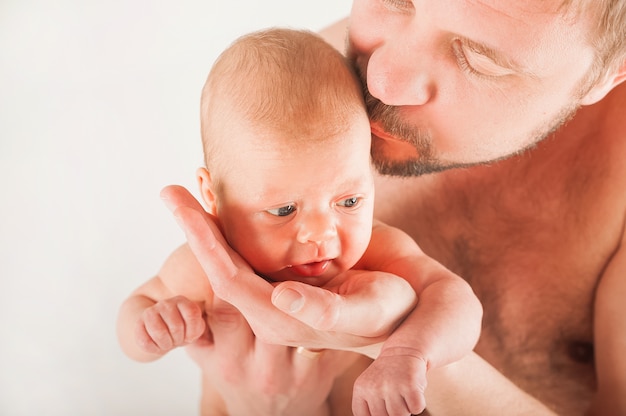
top-left (289, 260), bottom-right (331, 277)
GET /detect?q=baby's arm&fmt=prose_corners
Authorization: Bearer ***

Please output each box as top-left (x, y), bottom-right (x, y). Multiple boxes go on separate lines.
top-left (116, 244), bottom-right (211, 362)
top-left (352, 220), bottom-right (483, 415)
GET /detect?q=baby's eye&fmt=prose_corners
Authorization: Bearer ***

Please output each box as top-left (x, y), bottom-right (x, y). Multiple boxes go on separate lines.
top-left (267, 204), bottom-right (296, 217)
top-left (337, 197), bottom-right (362, 209)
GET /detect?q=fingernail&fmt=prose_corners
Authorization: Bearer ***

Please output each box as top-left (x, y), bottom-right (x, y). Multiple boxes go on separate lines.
top-left (273, 288), bottom-right (304, 313)
top-left (161, 193), bottom-right (175, 212)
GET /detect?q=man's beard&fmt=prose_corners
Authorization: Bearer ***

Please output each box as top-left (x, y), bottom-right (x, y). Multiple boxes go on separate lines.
top-left (361, 72), bottom-right (448, 176)
top-left (365, 88), bottom-right (451, 176)
top-left (354, 61), bottom-right (581, 177)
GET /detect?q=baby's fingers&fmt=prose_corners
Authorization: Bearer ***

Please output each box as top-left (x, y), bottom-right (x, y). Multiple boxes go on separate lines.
top-left (145, 304), bottom-right (181, 350)
top-left (136, 308), bottom-right (174, 354)
top-left (177, 298), bottom-right (206, 343)
top-left (354, 355), bottom-right (427, 416)
top-left (138, 297), bottom-right (203, 354)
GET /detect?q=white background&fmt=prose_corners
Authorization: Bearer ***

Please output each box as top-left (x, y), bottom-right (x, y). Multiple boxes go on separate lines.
top-left (0, 1), bottom-right (351, 414)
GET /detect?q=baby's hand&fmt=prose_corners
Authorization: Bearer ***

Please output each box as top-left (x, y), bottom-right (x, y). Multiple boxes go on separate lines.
top-left (352, 348), bottom-right (428, 416)
top-left (135, 296), bottom-right (206, 356)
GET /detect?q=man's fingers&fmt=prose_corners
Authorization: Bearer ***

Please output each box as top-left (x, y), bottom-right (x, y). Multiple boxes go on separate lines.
top-left (160, 185), bottom-right (205, 213)
top-left (271, 282), bottom-right (346, 332)
top-left (171, 205), bottom-right (241, 296)
top-left (208, 296), bottom-right (255, 351)
top-left (163, 189), bottom-right (283, 321)
top-left (161, 185), bottom-right (231, 250)
top-left (178, 204), bottom-right (276, 313)
top-left (161, 185), bottom-right (267, 302)
top-left (333, 271), bottom-right (416, 337)
top-left (272, 278), bottom-right (403, 339)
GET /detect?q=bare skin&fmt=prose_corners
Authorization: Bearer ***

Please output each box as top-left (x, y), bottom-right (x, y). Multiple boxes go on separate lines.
top-left (123, 5), bottom-right (626, 413)
top-left (151, 46), bottom-right (625, 416)
top-left (119, 28), bottom-right (482, 415)
top-left (374, 82), bottom-right (626, 415)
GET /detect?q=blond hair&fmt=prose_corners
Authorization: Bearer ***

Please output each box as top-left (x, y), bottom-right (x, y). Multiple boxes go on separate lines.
top-left (200, 28), bottom-right (365, 171)
top-left (561, 0), bottom-right (626, 88)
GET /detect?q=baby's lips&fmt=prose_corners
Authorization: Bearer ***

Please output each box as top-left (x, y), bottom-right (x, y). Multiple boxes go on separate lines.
top-left (289, 260), bottom-right (331, 277)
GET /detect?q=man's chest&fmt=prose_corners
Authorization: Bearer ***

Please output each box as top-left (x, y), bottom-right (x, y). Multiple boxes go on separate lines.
top-left (375, 128), bottom-right (625, 413)
top-left (442, 209), bottom-right (602, 414)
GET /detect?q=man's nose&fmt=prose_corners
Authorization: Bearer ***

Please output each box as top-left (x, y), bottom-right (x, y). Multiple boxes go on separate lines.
top-left (365, 26), bottom-right (437, 107)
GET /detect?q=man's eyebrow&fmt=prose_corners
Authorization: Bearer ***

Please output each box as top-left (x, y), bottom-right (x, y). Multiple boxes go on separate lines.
top-left (463, 37), bottom-right (538, 77)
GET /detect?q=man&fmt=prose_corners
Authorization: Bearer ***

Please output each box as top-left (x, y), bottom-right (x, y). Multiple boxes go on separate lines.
top-left (163, 0), bottom-right (626, 414)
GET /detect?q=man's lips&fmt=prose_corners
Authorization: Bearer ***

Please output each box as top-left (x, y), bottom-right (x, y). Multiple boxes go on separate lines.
top-left (289, 260), bottom-right (331, 277)
top-left (370, 122), bottom-right (420, 158)
top-left (371, 123), bottom-right (402, 143)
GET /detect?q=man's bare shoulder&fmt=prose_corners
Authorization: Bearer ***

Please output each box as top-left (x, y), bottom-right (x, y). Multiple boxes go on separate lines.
top-left (318, 17), bottom-right (349, 53)
top-left (556, 81), bottom-right (626, 225)
top-left (584, 82), bottom-right (626, 415)
top-left (600, 82), bottom-right (626, 181)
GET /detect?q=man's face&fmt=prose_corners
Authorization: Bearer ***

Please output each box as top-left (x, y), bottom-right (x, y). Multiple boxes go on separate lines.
top-left (348, 0), bottom-right (596, 175)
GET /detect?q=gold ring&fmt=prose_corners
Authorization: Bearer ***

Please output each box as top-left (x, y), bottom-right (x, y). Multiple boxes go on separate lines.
top-left (296, 346), bottom-right (324, 359)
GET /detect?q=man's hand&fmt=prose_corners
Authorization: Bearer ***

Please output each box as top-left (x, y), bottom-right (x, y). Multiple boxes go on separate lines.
top-left (187, 295), bottom-right (369, 416)
top-left (135, 295), bottom-right (206, 355)
top-left (160, 185), bottom-right (405, 354)
top-left (274, 269), bottom-right (416, 338)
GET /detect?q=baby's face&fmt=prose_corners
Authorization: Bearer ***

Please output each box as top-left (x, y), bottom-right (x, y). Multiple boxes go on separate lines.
top-left (211, 113), bottom-right (374, 286)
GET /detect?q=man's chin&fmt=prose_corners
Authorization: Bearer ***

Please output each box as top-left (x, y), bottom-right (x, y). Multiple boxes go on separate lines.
top-left (371, 156), bottom-right (436, 177)
top-left (372, 132), bottom-right (419, 157)
top-left (371, 140), bottom-right (436, 177)
top-left (371, 150), bottom-right (469, 177)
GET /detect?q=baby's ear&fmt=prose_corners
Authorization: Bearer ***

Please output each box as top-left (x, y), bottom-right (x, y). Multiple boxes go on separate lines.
top-left (196, 167), bottom-right (218, 215)
top-left (580, 61), bottom-right (626, 106)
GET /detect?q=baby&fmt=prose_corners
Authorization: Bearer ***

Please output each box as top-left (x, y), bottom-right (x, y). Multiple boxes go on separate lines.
top-left (118, 28), bottom-right (482, 416)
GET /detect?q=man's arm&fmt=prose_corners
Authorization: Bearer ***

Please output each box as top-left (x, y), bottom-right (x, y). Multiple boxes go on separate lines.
top-left (425, 352), bottom-right (557, 415)
top-left (190, 294), bottom-right (366, 416)
top-left (589, 230), bottom-right (626, 415)
top-left (328, 354), bottom-right (373, 415)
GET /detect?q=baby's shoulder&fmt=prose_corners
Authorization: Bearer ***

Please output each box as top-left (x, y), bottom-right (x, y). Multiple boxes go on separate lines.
top-left (158, 243), bottom-right (215, 302)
